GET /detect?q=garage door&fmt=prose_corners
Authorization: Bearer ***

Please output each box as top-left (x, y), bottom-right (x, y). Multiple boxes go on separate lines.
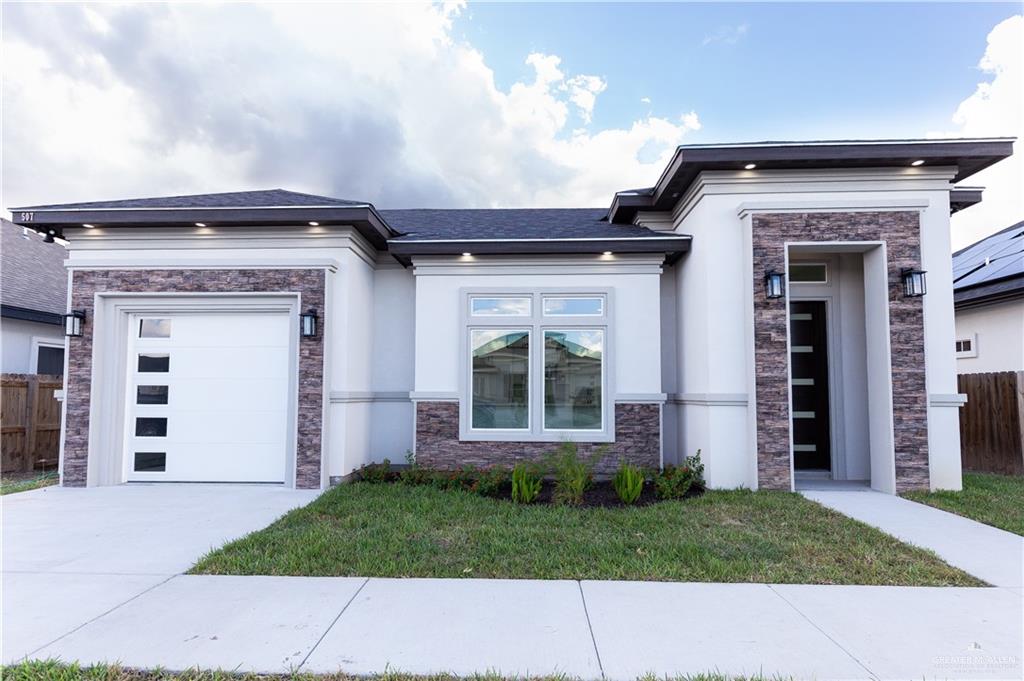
top-left (124, 312), bottom-right (291, 483)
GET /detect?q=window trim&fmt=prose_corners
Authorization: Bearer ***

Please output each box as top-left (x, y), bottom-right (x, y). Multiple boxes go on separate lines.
top-left (29, 336), bottom-right (66, 374)
top-left (955, 334), bottom-right (978, 359)
top-left (788, 262), bottom-right (830, 285)
top-left (459, 287), bottom-right (614, 443)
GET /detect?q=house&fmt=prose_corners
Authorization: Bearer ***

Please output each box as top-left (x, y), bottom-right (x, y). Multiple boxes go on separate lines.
top-left (952, 220), bottom-right (1024, 373)
top-left (1, 217), bottom-right (67, 375)
top-left (9, 137), bottom-right (1014, 493)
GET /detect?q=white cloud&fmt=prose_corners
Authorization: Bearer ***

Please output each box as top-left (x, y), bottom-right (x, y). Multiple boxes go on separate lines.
top-left (945, 15), bottom-right (1023, 250)
top-left (1, 3), bottom-right (699, 211)
top-left (702, 23), bottom-right (749, 46)
top-left (640, 97), bottom-right (651, 105)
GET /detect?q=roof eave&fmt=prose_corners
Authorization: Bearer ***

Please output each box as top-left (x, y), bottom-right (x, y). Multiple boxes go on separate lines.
top-left (387, 236), bottom-right (692, 259)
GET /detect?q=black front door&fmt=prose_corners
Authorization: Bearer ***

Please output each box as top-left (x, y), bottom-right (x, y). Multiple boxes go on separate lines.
top-left (789, 301), bottom-right (831, 471)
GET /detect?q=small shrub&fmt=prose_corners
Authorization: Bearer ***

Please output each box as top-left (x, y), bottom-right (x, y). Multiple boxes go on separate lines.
top-left (472, 466), bottom-right (511, 497)
top-left (613, 461), bottom-right (644, 504)
top-left (358, 458), bottom-right (391, 483)
top-left (654, 449), bottom-right (705, 499)
top-left (547, 441), bottom-right (603, 506)
top-left (511, 462), bottom-right (543, 504)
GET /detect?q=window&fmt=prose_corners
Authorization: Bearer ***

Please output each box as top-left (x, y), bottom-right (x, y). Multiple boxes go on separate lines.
top-left (543, 297), bottom-right (604, 316)
top-left (139, 318), bottom-right (172, 338)
top-left (956, 335), bottom-right (978, 358)
top-left (544, 330), bottom-right (603, 430)
top-left (135, 417), bottom-right (167, 437)
top-left (470, 297), bottom-right (531, 316)
top-left (789, 263), bottom-right (828, 284)
top-left (138, 354), bottom-right (170, 372)
top-left (471, 330), bottom-right (530, 429)
top-left (464, 290), bottom-right (610, 440)
top-left (133, 452), bottom-right (166, 472)
top-left (136, 385), bottom-right (169, 405)
top-left (36, 346), bottom-right (65, 375)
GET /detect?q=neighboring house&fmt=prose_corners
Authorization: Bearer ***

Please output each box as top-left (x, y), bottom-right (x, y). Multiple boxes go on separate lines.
top-left (0, 217), bottom-right (67, 374)
top-left (952, 220), bottom-right (1024, 374)
top-left (9, 137), bottom-right (1014, 494)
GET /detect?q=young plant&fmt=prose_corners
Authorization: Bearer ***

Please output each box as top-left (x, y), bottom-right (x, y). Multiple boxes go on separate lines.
top-left (358, 458), bottom-right (391, 483)
top-left (511, 462), bottom-right (543, 504)
top-left (654, 449), bottom-right (705, 499)
top-left (613, 461), bottom-right (645, 505)
top-left (547, 441), bottom-right (603, 506)
top-left (472, 466), bottom-right (511, 497)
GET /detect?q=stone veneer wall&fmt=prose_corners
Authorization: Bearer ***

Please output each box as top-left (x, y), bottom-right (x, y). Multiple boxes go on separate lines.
top-left (63, 269), bottom-right (326, 488)
top-left (752, 212), bottom-right (929, 492)
top-left (414, 402), bottom-right (661, 474)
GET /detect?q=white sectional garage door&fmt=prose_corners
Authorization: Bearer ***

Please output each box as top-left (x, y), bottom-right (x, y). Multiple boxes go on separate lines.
top-left (125, 312), bottom-right (291, 483)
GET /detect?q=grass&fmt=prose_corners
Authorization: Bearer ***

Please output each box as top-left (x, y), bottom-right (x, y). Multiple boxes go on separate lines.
top-left (0, 660), bottom-right (786, 681)
top-left (191, 482), bottom-right (980, 585)
top-left (903, 472), bottom-right (1024, 536)
top-left (0, 470), bottom-right (58, 495)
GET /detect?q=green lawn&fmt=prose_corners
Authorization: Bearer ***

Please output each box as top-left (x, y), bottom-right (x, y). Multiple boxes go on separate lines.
top-left (191, 482), bottom-right (979, 585)
top-left (0, 660), bottom-right (784, 681)
top-left (0, 471), bottom-right (58, 496)
top-left (903, 472), bottom-right (1024, 536)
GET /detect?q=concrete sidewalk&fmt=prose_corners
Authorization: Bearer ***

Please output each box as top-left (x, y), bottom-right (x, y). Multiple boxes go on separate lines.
top-left (803, 489), bottom-right (1024, 588)
top-left (5, 575), bottom-right (1021, 680)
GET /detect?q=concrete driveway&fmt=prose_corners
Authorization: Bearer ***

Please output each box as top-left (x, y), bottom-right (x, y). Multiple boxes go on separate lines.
top-left (2, 483), bottom-right (320, 660)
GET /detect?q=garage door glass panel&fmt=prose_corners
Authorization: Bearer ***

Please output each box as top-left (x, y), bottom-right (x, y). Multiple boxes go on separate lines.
top-left (139, 318), bottom-right (172, 338)
top-left (135, 417), bottom-right (167, 437)
top-left (133, 452), bottom-right (166, 472)
top-left (138, 354), bottom-right (170, 372)
top-left (136, 385), bottom-right (168, 405)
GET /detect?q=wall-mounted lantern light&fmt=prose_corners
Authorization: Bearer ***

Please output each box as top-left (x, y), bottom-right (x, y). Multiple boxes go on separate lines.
top-left (764, 270), bottom-right (786, 299)
top-left (64, 310), bottom-right (86, 337)
top-left (300, 309), bottom-right (319, 338)
top-left (901, 268), bottom-right (927, 297)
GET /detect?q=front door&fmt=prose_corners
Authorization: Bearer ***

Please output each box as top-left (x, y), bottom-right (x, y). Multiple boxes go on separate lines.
top-left (789, 301), bottom-right (831, 471)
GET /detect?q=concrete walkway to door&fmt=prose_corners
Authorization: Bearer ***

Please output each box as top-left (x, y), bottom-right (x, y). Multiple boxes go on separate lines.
top-left (803, 488), bottom-right (1024, 588)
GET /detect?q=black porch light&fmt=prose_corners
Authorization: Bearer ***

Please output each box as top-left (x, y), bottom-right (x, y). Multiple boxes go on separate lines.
top-left (901, 268), bottom-right (927, 297)
top-left (764, 270), bottom-right (786, 299)
top-left (64, 309), bottom-right (86, 337)
top-left (300, 309), bottom-right (319, 338)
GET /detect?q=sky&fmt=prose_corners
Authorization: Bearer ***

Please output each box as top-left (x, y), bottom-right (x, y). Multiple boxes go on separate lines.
top-left (2, 2), bottom-right (1021, 250)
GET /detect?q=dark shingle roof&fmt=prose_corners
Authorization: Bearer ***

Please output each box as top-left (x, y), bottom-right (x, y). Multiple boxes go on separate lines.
top-left (14, 189), bottom-right (369, 211)
top-left (954, 221), bottom-right (1024, 291)
top-left (1, 218), bottom-right (67, 317)
top-left (382, 208), bottom-right (666, 241)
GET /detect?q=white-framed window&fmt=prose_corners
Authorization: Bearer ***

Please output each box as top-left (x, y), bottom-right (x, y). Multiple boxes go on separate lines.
top-left (789, 262), bottom-right (829, 284)
top-left (955, 334), bottom-right (978, 358)
top-left (462, 289), bottom-right (611, 442)
top-left (29, 337), bottom-right (66, 375)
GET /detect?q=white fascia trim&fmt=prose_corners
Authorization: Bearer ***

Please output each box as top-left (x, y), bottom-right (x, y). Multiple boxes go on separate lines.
top-left (929, 393), bottom-right (969, 407)
top-left (16, 204), bottom-right (371, 212)
top-left (67, 257), bottom-right (341, 272)
top-left (678, 137), bottom-right (1015, 150)
top-left (669, 393), bottom-right (749, 406)
top-left (615, 393), bottom-right (667, 404)
top-left (329, 391), bottom-right (411, 404)
top-left (737, 198), bottom-right (931, 218)
top-left (409, 391), bottom-right (459, 402)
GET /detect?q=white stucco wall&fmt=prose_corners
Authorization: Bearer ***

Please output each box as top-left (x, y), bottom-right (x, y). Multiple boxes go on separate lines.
top-left (1, 318), bottom-right (65, 374)
top-left (955, 299), bottom-right (1024, 373)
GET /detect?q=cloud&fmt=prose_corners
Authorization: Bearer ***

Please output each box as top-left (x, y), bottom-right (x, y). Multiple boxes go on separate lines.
top-left (1, 3), bottom-right (699, 211)
top-left (640, 97), bottom-right (651, 105)
top-left (702, 23), bottom-right (749, 46)
top-left (944, 15), bottom-right (1023, 250)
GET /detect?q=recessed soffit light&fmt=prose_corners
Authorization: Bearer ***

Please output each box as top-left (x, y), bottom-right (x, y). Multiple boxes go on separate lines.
top-left (911, 159), bottom-right (925, 166)
top-left (744, 163), bottom-right (757, 170)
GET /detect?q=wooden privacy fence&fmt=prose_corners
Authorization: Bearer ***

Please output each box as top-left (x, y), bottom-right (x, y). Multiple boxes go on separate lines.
top-left (958, 371), bottom-right (1024, 475)
top-left (1, 374), bottom-right (63, 474)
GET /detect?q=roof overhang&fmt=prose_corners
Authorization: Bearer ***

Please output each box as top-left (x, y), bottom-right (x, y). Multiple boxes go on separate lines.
top-left (387, 235), bottom-right (692, 266)
top-left (8, 204), bottom-right (397, 249)
top-left (608, 138), bottom-right (1015, 224)
top-left (949, 187), bottom-right (984, 214)
top-left (1, 304), bottom-right (63, 326)
top-left (955, 275), bottom-right (1024, 309)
